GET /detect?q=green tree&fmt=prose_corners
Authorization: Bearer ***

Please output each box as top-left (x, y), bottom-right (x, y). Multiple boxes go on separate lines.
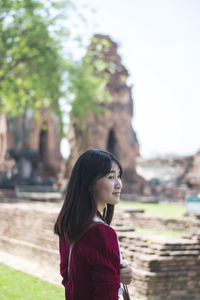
top-left (0, 0), bottom-right (70, 122)
top-left (0, 1), bottom-right (112, 135)
top-left (67, 36), bottom-right (113, 130)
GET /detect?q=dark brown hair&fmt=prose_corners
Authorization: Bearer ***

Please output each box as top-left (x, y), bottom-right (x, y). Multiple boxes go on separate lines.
top-left (54, 149), bottom-right (122, 242)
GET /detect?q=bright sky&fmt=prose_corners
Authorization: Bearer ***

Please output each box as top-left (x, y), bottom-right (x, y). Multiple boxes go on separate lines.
top-left (88, 0), bottom-right (200, 156)
top-left (63, 0), bottom-right (200, 158)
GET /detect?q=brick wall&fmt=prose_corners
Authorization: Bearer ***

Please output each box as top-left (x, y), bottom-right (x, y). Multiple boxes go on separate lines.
top-left (0, 202), bottom-right (200, 299)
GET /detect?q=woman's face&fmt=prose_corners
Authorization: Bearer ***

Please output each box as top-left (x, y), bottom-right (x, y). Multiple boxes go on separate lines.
top-left (94, 162), bottom-right (122, 213)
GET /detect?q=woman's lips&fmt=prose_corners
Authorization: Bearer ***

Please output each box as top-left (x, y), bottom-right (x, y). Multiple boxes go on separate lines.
top-left (112, 192), bottom-right (121, 196)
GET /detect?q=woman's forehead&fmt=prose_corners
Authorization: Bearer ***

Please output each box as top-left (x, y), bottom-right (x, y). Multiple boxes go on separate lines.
top-left (110, 162), bottom-right (120, 172)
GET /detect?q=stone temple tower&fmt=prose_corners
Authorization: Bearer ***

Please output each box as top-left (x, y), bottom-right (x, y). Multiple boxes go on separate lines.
top-left (67, 34), bottom-right (145, 192)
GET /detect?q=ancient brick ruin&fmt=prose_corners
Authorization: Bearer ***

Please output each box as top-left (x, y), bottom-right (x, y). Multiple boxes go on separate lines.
top-left (115, 210), bottom-right (200, 300)
top-left (8, 108), bottom-right (62, 176)
top-left (0, 109), bottom-right (62, 188)
top-left (178, 149), bottom-right (200, 191)
top-left (67, 34), bottom-right (144, 192)
top-left (1, 200), bottom-right (200, 300)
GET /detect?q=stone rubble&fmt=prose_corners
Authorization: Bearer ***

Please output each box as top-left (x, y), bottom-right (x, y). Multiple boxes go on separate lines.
top-left (0, 201), bottom-right (200, 299)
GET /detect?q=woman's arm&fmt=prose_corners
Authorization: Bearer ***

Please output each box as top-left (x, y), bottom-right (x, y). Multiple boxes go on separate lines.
top-left (87, 224), bottom-right (120, 300)
top-left (59, 238), bottom-right (69, 286)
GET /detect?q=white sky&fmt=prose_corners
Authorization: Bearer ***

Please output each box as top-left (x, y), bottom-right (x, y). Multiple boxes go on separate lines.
top-left (63, 0), bottom-right (200, 158)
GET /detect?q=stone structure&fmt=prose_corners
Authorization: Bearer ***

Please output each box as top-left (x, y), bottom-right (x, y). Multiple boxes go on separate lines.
top-left (116, 209), bottom-right (200, 234)
top-left (0, 202), bottom-right (61, 284)
top-left (1, 201), bottom-right (200, 299)
top-left (67, 34), bottom-right (145, 192)
top-left (119, 232), bottom-right (200, 300)
top-left (178, 149), bottom-right (200, 191)
top-left (1, 108), bottom-right (62, 185)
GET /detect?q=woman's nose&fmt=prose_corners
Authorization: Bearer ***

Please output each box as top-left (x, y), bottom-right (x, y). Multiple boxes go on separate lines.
top-left (115, 177), bottom-right (122, 189)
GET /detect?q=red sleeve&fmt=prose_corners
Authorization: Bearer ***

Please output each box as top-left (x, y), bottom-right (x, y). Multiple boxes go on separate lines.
top-left (59, 238), bottom-right (69, 286)
top-left (86, 224), bottom-right (120, 300)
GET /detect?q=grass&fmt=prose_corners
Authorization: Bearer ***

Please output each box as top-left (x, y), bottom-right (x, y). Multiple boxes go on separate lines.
top-left (116, 201), bottom-right (187, 238)
top-left (0, 264), bottom-right (64, 300)
top-left (117, 201), bottom-right (187, 219)
top-left (133, 227), bottom-right (184, 238)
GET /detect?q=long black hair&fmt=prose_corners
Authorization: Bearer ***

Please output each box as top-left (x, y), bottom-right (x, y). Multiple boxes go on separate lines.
top-left (54, 149), bottom-right (122, 242)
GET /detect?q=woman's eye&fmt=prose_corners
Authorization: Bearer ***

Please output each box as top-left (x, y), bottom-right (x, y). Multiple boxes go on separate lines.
top-left (108, 176), bottom-right (114, 179)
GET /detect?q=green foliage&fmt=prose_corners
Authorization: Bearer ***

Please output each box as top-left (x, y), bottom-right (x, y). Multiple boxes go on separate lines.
top-left (0, 264), bottom-right (64, 300)
top-left (67, 37), bottom-right (114, 129)
top-left (66, 58), bottom-right (110, 129)
top-left (0, 1), bottom-right (114, 134)
top-left (117, 201), bottom-right (186, 219)
top-left (0, 0), bottom-right (66, 120)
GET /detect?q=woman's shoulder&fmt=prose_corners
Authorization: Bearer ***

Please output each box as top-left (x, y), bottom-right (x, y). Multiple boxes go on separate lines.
top-left (79, 223), bottom-right (120, 264)
top-left (81, 223), bottom-right (118, 246)
top-left (59, 223), bottom-right (116, 245)
top-left (91, 222), bottom-right (116, 234)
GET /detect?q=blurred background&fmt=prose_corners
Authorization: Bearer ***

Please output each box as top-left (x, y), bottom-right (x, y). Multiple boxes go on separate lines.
top-left (1, 1), bottom-right (200, 299)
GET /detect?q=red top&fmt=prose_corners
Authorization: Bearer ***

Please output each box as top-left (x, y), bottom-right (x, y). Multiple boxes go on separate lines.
top-left (59, 223), bottom-right (120, 300)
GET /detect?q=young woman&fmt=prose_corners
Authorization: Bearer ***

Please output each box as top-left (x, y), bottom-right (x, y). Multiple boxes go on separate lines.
top-left (54, 149), bottom-right (132, 299)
